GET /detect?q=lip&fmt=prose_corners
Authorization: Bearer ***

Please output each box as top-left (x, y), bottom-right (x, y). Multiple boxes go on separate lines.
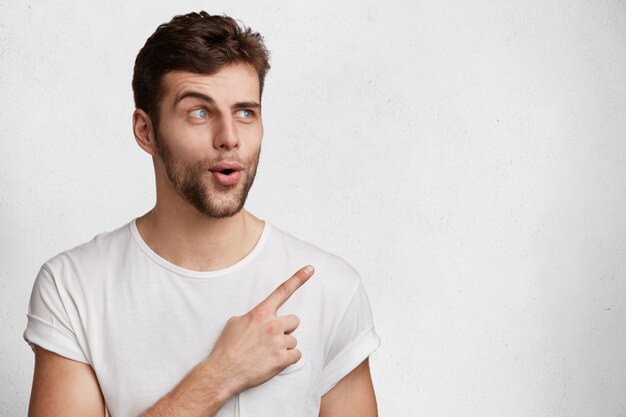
top-left (209, 161), bottom-right (243, 186)
top-left (209, 161), bottom-right (243, 172)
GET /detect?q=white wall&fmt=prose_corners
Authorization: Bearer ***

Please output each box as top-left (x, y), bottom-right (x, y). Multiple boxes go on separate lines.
top-left (2, 1), bottom-right (626, 416)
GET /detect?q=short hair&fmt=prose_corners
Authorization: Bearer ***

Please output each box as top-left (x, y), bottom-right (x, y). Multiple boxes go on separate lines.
top-left (132, 11), bottom-right (271, 130)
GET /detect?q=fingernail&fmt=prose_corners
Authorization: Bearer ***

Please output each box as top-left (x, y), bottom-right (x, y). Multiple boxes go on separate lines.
top-left (303, 265), bottom-right (314, 274)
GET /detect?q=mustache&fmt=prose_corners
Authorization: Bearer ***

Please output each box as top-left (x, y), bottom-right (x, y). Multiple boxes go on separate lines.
top-left (201, 147), bottom-right (262, 171)
top-left (198, 153), bottom-right (245, 169)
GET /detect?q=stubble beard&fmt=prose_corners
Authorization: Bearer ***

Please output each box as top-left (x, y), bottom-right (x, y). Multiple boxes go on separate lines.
top-left (155, 135), bottom-right (260, 219)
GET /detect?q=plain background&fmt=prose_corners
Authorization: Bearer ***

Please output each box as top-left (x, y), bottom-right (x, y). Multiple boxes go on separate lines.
top-left (2, 1), bottom-right (626, 416)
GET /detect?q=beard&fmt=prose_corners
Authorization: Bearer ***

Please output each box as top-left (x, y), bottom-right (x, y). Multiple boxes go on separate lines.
top-left (155, 135), bottom-right (260, 218)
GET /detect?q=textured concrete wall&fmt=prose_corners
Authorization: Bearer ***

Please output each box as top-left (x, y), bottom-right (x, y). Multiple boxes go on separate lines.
top-left (2, 1), bottom-right (626, 416)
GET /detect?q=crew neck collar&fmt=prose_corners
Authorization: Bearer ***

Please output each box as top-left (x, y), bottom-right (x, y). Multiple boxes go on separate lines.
top-left (129, 218), bottom-right (271, 279)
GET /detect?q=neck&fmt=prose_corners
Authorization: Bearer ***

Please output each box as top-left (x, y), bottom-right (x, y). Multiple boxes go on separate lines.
top-left (136, 203), bottom-right (265, 272)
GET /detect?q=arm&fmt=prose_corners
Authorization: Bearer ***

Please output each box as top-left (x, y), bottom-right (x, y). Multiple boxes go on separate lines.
top-left (28, 345), bottom-right (228, 417)
top-left (319, 358), bottom-right (378, 417)
top-left (28, 345), bottom-right (105, 417)
top-left (27, 266), bottom-right (315, 417)
top-left (138, 356), bottom-right (228, 417)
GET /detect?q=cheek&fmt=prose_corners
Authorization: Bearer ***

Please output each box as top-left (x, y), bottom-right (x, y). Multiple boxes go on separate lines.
top-left (160, 126), bottom-right (210, 160)
top-left (241, 124), bottom-right (263, 150)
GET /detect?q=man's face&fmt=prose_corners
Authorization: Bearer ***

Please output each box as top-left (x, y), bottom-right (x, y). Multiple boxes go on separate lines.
top-left (153, 64), bottom-right (263, 218)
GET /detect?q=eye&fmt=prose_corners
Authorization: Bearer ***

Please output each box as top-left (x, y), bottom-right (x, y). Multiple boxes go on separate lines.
top-left (234, 109), bottom-right (254, 119)
top-left (189, 108), bottom-right (209, 119)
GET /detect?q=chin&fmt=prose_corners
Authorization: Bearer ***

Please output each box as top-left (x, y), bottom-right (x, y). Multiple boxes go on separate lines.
top-left (194, 197), bottom-right (246, 219)
top-left (205, 209), bottom-right (244, 219)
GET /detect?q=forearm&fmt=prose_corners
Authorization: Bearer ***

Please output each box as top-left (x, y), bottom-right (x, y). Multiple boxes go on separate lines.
top-left (139, 358), bottom-right (230, 417)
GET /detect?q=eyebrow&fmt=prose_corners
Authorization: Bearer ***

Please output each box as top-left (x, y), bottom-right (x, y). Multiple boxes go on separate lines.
top-left (234, 101), bottom-right (262, 110)
top-left (176, 91), bottom-right (261, 110)
top-left (176, 91), bottom-right (215, 105)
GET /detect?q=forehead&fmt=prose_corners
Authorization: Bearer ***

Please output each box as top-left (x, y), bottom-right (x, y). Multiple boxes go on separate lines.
top-left (161, 64), bottom-right (261, 104)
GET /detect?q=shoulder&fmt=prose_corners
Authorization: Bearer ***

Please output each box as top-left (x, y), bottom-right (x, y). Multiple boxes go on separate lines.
top-left (28, 221), bottom-right (135, 324)
top-left (43, 221), bottom-right (133, 279)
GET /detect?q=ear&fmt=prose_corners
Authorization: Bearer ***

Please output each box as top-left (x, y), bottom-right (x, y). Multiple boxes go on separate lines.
top-left (133, 109), bottom-right (158, 157)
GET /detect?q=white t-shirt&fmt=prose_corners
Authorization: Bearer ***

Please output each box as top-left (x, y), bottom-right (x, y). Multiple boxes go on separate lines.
top-left (24, 220), bottom-right (380, 417)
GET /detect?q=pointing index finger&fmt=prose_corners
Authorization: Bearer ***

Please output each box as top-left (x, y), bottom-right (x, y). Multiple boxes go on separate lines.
top-left (259, 265), bottom-right (315, 313)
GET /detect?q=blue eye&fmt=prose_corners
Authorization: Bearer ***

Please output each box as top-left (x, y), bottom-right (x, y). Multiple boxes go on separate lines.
top-left (235, 109), bottom-right (254, 119)
top-left (190, 108), bottom-right (209, 119)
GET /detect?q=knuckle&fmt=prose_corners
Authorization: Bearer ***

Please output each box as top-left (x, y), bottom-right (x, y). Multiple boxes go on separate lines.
top-left (277, 283), bottom-right (291, 297)
top-left (249, 307), bottom-right (267, 321)
top-left (281, 348), bottom-right (294, 362)
top-left (265, 319), bottom-right (281, 335)
top-left (294, 271), bottom-right (306, 283)
top-left (291, 348), bottom-right (302, 362)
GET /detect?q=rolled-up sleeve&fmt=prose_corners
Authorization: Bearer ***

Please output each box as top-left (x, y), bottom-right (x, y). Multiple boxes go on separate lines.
top-left (321, 279), bottom-right (381, 395)
top-left (23, 265), bottom-right (89, 364)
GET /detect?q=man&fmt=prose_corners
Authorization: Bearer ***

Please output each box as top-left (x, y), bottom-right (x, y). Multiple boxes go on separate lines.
top-left (24, 11), bottom-right (380, 417)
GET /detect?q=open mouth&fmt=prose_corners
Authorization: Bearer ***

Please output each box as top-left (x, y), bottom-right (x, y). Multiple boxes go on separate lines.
top-left (209, 162), bottom-right (243, 185)
top-left (209, 168), bottom-right (238, 175)
top-left (209, 166), bottom-right (242, 186)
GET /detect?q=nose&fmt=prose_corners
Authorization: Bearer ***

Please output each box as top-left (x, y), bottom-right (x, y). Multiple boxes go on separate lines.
top-left (213, 117), bottom-right (240, 151)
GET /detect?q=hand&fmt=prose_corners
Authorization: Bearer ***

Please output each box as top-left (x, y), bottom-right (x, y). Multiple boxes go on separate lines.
top-left (205, 265), bottom-right (315, 396)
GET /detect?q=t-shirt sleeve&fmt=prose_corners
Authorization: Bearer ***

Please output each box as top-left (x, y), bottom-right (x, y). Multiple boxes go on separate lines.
top-left (321, 278), bottom-right (381, 395)
top-left (23, 265), bottom-right (89, 364)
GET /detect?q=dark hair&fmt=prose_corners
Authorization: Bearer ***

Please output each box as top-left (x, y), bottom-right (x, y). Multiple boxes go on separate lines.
top-left (132, 11), bottom-right (270, 130)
